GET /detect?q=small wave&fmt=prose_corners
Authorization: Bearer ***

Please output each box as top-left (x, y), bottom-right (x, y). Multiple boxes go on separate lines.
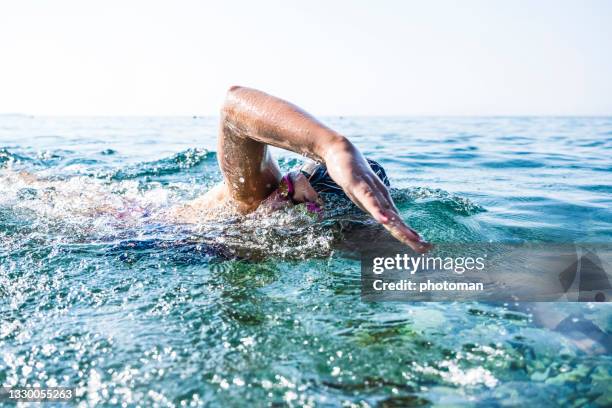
top-left (392, 187), bottom-right (485, 216)
top-left (0, 147), bottom-right (79, 170)
top-left (103, 148), bottom-right (216, 180)
top-left (577, 184), bottom-right (612, 194)
top-left (480, 159), bottom-right (544, 169)
top-left (0, 148), bottom-right (36, 168)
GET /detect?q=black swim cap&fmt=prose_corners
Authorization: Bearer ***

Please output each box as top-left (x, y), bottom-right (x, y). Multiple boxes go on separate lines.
top-left (300, 158), bottom-right (390, 196)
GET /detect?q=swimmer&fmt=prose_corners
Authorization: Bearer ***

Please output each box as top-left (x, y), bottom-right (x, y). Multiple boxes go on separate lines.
top-left (174, 86), bottom-right (432, 253)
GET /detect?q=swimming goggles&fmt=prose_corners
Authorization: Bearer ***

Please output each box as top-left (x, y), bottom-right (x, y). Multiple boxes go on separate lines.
top-left (278, 173), bottom-right (323, 218)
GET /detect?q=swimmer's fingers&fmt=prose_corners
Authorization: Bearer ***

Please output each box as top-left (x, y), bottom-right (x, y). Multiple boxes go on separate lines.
top-left (346, 177), bottom-right (391, 224)
top-left (348, 177), bottom-right (431, 253)
top-left (352, 175), bottom-right (400, 225)
top-left (383, 215), bottom-right (433, 254)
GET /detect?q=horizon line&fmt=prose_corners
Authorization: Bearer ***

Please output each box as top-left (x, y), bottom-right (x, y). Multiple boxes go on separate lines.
top-left (2, 113), bottom-right (612, 119)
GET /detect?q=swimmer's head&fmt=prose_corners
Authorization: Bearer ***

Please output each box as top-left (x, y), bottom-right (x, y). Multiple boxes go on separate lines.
top-left (286, 171), bottom-right (321, 204)
top-left (299, 158), bottom-right (390, 198)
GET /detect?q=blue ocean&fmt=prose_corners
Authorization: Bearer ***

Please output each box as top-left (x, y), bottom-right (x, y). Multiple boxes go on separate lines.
top-left (1, 115), bottom-right (611, 406)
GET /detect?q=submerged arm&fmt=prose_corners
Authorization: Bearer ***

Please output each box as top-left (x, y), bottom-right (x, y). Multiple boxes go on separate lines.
top-left (221, 86), bottom-right (431, 252)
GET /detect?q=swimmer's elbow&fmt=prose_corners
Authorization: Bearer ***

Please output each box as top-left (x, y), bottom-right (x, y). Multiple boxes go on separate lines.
top-left (221, 85), bottom-right (246, 118)
top-left (225, 85), bottom-right (247, 103)
top-left (227, 85), bottom-right (243, 94)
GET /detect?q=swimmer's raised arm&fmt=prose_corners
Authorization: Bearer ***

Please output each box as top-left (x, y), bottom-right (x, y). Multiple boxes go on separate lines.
top-left (219, 86), bottom-right (431, 252)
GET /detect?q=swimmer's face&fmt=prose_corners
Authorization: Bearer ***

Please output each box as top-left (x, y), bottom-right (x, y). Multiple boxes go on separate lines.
top-left (289, 171), bottom-right (321, 204)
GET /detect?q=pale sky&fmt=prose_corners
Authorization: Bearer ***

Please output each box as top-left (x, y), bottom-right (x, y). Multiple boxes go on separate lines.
top-left (1, 0), bottom-right (611, 116)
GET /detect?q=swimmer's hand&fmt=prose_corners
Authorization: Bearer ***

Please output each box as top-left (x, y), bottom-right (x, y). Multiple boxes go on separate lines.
top-left (324, 139), bottom-right (432, 253)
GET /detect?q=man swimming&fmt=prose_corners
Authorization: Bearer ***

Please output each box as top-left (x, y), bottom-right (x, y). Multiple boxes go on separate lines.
top-left (177, 86), bottom-right (431, 253)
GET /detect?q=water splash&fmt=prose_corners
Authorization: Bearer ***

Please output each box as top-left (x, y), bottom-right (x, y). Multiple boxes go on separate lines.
top-left (0, 150), bottom-right (486, 260)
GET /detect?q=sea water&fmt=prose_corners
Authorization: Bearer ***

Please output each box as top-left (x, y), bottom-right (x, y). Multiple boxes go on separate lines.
top-left (1, 115), bottom-right (611, 406)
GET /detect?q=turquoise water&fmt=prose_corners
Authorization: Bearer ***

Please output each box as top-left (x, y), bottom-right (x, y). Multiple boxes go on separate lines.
top-left (1, 115), bottom-right (611, 406)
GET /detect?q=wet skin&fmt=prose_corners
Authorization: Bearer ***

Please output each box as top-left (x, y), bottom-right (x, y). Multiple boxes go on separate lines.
top-left (204, 86), bottom-right (431, 253)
